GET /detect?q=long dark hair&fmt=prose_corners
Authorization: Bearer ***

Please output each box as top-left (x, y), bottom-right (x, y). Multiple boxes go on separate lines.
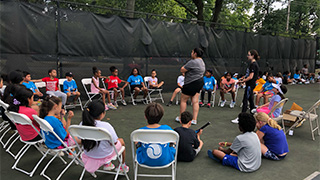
top-left (130, 68), bottom-right (141, 76)
top-left (92, 66), bottom-right (99, 75)
top-left (8, 86), bottom-right (33, 113)
top-left (278, 85), bottom-right (287, 100)
top-left (2, 71), bottom-right (23, 103)
top-left (82, 100), bottom-right (106, 152)
top-left (39, 96), bottom-right (61, 118)
top-left (249, 49), bottom-right (260, 60)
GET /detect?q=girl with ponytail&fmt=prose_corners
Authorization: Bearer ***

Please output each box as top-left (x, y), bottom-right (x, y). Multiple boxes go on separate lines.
top-left (39, 96), bottom-right (80, 149)
top-left (7, 86), bottom-right (42, 142)
top-left (254, 112), bottom-right (288, 160)
top-left (81, 100), bottom-right (129, 173)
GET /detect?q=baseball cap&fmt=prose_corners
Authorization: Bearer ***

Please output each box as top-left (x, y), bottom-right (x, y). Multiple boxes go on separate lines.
top-left (65, 72), bottom-right (73, 77)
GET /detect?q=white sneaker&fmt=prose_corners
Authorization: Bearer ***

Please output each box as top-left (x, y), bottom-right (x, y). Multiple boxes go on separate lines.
top-left (229, 101), bottom-right (235, 108)
top-left (107, 103), bottom-right (117, 110)
top-left (121, 99), bottom-right (127, 106)
top-left (231, 117), bottom-right (239, 124)
top-left (220, 100), bottom-right (226, 107)
top-left (113, 101), bottom-right (118, 108)
top-left (175, 116), bottom-right (180, 122)
top-left (191, 120), bottom-right (197, 125)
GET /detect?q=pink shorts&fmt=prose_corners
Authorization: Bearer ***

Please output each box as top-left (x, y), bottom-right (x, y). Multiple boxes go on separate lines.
top-left (256, 107), bottom-right (275, 118)
top-left (81, 140), bottom-right (122, 173)
top-left (57, 134), bottom-right (75, 149)
top-left (91, 88), bottom-right (105, 94)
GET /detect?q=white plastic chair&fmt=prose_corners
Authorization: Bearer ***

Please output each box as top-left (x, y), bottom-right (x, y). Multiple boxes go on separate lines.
top-left (128, 84), bottom-right (148, 106)
top-left (65, 125), bottom-right (130, 180)
top-left (35, 81), bottom-right (46, 90)
top-left (101, 78), bottom-right (124, 104)
top-left (59, 78), bottom-right (83, 110)
top-left (0, 99), bottom-right (10, 134)
top-left (144, 76), bottom-right (164, 103)
top-left (218, 80), bottom-right (239, 107)
top-left (268, 98), bottom-right (288, 124)
top-left (81, 78), bottom-right (102, 108)
top-left (130, 129), bottom-right (179, 180)
top-left (199, 79), bottom-right (217, 107)
top-left (32, 115), bottom-right (78, 180)
top-left (6, 111), bottom-right (46, 177)
top-left (286, 99), bottom-right (320, 140)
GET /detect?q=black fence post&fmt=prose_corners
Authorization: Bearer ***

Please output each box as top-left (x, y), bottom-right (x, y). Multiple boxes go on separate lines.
top-left (56, 0), bottom-right (62, 78)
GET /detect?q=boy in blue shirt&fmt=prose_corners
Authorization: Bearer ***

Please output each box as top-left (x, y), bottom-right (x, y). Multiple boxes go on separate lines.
top-left (255, 74), bottom-right (278, 106)
top-left (63, 72), bottom-right (80, 104)
top-left (22, 71), bottom-right (43, 101)
top-left (135, 103), bottom-right (176, 166)
top-left (200, 70), bottom-right (215, 108)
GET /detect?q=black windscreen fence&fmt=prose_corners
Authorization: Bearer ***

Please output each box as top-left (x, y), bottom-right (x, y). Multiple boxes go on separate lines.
top-left (0, 1), bottom-right (317, 94)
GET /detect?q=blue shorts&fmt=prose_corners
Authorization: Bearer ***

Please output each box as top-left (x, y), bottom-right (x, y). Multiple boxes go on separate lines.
top-left (222, 154), bottom-right (240, 170)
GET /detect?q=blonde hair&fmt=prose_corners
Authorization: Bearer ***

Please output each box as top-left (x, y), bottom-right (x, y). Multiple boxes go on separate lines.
top-left (254, 112), bottom-right (282, 130)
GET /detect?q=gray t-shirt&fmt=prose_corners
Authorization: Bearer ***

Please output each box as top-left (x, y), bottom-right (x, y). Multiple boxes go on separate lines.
top-left (230, 132), bottom-right (261, 172)
top-left (183, 58), bottom-right (205, 85)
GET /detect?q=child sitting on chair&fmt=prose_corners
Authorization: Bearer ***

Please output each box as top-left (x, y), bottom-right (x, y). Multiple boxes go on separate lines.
top-left (91, 67), bottom-right (116, 110)
top-left (81, 100), bottom-right (129, 173)
top-left (22, 71), bottom-right (43, 101)
top-left (63, 72), bottom-right (81, 105)
top-left (255, 84), bottom-right (287, 118)
top-left (207, 112), bottom-right (261, 172)
top-left (123, 68), bottom-right (148, 103)
top-left (166, 73), bottom-right (184, 106)
top-left (136, 103), bottom-right (176, 166)
top-left (199, 69), bottom-right (215, 108)
top-left (219, 72), bottom-right (236, 108)
top-left (255, 74), bottom-right (278, 106)
top-left (104, 66), bottom-right (127, 107)
top-left (174, 111), bottom-right (203, 162)
top-left (253, 71), bottom-right (266, 95)
top-left (147, 69), bottom-right (164, 89)
top-left (34, 69), bottom-right (67, 106)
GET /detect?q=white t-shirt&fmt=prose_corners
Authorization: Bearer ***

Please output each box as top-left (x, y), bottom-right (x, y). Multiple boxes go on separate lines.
top-left (274, 77), bottom-right (283, 84)
top-left (177, 75), bottom-right (185, 87)
top-left (148, 77), bottom-right (158, 88)
top-left (82, 120), bottom-right (118, 159)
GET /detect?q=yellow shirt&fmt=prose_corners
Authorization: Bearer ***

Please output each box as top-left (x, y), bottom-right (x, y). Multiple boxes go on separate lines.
top-left (253, 78), bottom-right (266, 92)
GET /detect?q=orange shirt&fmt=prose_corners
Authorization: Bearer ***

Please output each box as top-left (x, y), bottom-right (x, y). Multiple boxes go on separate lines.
top-left (253, 78), bottom-right (266, 92)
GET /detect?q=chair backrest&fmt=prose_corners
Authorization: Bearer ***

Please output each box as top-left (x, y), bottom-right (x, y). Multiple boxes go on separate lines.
top-left (8, 111), bottom-right (41, 135)
top-left (59, 78), bottom-right (67, 86)
top-left (68, 125), bottom-right (114, 143)
top-left (35, 82), bottom-right (46, 89)
top-left (144, 76), bottom-right (151, 88)
top-left (306, 99), bottom-right (320, 114)
top-left (81, 78), bottom-right (92, 95)
top-left (131, 129), bottom-right (179, 144)
top-left (0, 99), bottom-right (9, 110)
top-left (268, 98), bottom-right (288, 117)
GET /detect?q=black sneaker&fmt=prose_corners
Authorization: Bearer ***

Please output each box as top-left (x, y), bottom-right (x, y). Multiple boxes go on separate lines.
top-left (166, 101), bottom-right (173, 106)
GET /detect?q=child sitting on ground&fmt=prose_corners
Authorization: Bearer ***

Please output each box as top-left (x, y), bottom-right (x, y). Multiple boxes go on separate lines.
top-left (123, 68), bottom-right (148, 104)
top-left (255, 112), bottom-right (288, 160)
top-left (22, 71), bottom-right (43, 101)
top-left (174, 111), bottom-right (203, 162)
top-left (219, 72), bottom-right (236, 108)
top-left (207, 112), bottom-right (261, 172)
top-left (80, 100), bottom-right (129, 173)
top-left (91, 67), bottom-right (116, 110)
top-left (147, 69), bottom-right (164, 89)
top-left (293, 69), bottom-right (306, 84)
top-left (39, 96), bottom-right (80, 150)
top-left (255, 74), bottom-right (278, 106)
top-left (282, 71), bottom-right (293, 84)
top-left (34, 69), bottom-right (67, 106)
top-left (104, 66), bottom-right (127, 107)
top-left (63, 72), bottom-right (81, 105)
top-left (136, 103), bottom-right (176, 166)
top-left (199, 69), bottom-right (215, 108)
top-left (166, 73), bottom-right (185, 106)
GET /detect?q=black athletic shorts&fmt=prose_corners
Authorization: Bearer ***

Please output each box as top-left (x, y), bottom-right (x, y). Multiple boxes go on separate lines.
top-left (130, 84), bottom-right (143, 92)
top-left (182, 78), bottom-right (204, 96)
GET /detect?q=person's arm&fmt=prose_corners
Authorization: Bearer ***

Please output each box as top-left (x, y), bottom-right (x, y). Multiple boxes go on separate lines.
top-left (63, 82), bottom-right (70, 93)
top-left (64, 111), bottom-right (74, 136)
top-left (180, 66), bottom-right (188, 73)
top-left (256, 130), bottom-right (265, 143)
top-left (227, 82), bottom-right (235, 92)
top-left (31, 79), bottom-right (43, 83)
top-left (177, 83), bottom-right (183, 88)
top-left (240, 72), bottom-right (254, 83)
top-left (141, 78), bottom-right (147, 88)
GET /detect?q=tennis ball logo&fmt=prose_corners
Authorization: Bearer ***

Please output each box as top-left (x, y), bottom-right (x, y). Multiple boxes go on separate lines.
top-left (147, 143), bottom-right (162, 159)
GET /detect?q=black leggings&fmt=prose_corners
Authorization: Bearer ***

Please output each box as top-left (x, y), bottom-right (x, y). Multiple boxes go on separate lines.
top-left (242, 85), bottom-right (255, 113)
top-left (200, 88), bottom-right (213, 102)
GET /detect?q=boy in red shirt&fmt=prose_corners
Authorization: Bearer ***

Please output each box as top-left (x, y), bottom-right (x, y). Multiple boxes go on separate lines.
top-left (105, 66), bottom-right (127, 107)
top-left (34, 69), bottom-right (67, 106)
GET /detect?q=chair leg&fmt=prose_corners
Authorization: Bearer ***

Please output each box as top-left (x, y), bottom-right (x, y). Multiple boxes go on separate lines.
top-left (0, 127), bottom-right (11, 147)
top-left (78, 98), bottom-right (83, 111)
top-left (40, 152), bottom-right (59, 180)
top-left (172, 163), bottom-right (175, 180)
top-left (6, 134), bottom-right (20, 158)
top-left (309, 118), bottom-right (315, 140)
top-left (80, 168), bottom-right (87, 180)
top-left (134, 163), bottom-right (138, 180)
top-left (56, 155), bottom-right (78, 180)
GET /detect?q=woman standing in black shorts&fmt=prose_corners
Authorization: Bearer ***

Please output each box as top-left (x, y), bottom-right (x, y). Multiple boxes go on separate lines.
top-left (179, 48), bottom-right (206, 124)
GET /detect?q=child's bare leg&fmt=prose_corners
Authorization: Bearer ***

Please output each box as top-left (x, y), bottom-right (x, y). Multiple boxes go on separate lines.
top-left (102, 90), bottom-right (112, 103)
top-left (120, 88), bottom-right (125, 99)
top-left (231, 90), bottom-right (235, 102)
top-left (118, 138), bottom-right (126, 162)
top-left (134, 87), bottom-right (140, 99)
top-left (113, 88), bottom-right (119, 102)
top-left (180, 93), bottom-right (190, 117)
top-left (212, 149), bottom-right (226, 160)
top-left (170, 88), bottom-right (181, 101)
top-left (264, 94), bottom-right (272, 104)
top-left (256, 93), bottom-right (263, 106)
top-left (143, 88), bottom-right (148, 98)
top-left (220, 90), bottom-right (225, 101)
top-left (191, 93), bottom-right (200, 120)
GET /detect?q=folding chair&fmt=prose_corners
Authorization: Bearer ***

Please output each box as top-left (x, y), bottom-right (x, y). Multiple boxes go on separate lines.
top-left (0, 99), bottom-right (18, 151)
top-left (64, 125), bottom-right (130, 180)
top-left (32, 115), bottom-right (79, 180)
top-left (268, 98), bottom-right (288, 123)
top-left (81, 78), bottom-right (102, 108)
top-left (285, 99), bottom-right (320, 140)
top-left (199, 79), bottom-right (217, 107)
top-left (130, 129), bottom-right (179, 180)
top-left (175, 91), bottom-right (181, 105)
top-left (218, 80), bottom-right (239, 107)
top-left (59, 78), bottom-right (83, 111)
top-left (128, 84), bottom-right (148, 106)
top-left (144, 76), bottom-right (164, 103)
top-left (6, 111), bottom-right (46, 177)
top-left (35, 81), bottom-right (46, 92)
